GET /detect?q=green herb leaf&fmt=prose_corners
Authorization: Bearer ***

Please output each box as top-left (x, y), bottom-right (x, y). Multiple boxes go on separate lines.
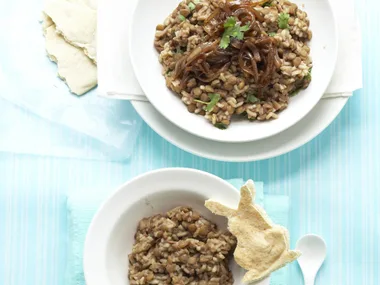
top-left (178, 14), bottom-right (186, 21)
top-left (220, 17), bottom-right (250, 49)
top-left (290, 89), bottom-right (300, 97)
top-left (188, 2), bottom-right (196, 11)
top-left (305, 67), bottom-right (312, 81)
top-left (193, 0), bottom-right (200, 3)
top-left (247, 94), bottom-right (259, 103)
top-left (278, 13), bottom-right (290, 29)
top-left (268, 32), bottom-right (276, 37)
top-left (224, 16), bottom-right (237, 28)
top-left (240, 23), bottom-right (250, 32)
top-left (194, 99), bottom-right (208, 104)
top-left (214, 123), bottom-right (228, 129)
top-left (262, 1), bottom-right (272, 7)
top-left (194, 93), bottom-right (221, 112)
top-left (220, 34), bottom-right (231, 49)
top-left (235, 30), bottom-right (244, 40)
top-left (206, 93), bottom-right (221, 111)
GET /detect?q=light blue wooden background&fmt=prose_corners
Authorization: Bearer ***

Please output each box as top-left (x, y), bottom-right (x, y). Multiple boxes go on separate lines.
top-left (0, 0), bottom-right (378, 284)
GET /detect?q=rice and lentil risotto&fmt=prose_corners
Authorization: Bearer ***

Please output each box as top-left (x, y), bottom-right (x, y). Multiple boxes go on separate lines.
top-left (154, 0), bottom-right (312, 129)
top-left (128, 206), bottom-right (237, 284)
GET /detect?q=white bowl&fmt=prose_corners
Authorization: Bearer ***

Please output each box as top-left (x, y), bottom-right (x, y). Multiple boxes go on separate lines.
top-left (129, 0), bottom-right (338, 143)
top-left (83, 168), bottom-right (270, 285)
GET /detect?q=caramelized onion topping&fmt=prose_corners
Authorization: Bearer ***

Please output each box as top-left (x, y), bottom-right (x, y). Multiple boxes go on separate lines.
top-left (164, 0), bottom-right (282, 95)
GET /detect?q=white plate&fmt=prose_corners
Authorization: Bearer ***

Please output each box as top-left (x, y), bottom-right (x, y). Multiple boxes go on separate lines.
top-left (83, 168), bottom-right (270, 285)
top-left (132, 96), bottom-right (347, 162)
top-left (129, 0), bottom-right (338, 143)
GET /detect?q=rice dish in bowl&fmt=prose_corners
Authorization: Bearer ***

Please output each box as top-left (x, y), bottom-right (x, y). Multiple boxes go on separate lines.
top-left (154, 0), bottom-right (312, 129)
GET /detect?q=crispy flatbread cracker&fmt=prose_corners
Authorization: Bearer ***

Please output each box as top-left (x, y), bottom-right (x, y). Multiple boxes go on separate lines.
top-left (205, 180), bottom-right (300, 283)
top-left (66, 0), bottom-right (98, 10)
top-left (43, 13), bottom-right (97, 95)
top-left (44, 0), bottom-right (97, 63)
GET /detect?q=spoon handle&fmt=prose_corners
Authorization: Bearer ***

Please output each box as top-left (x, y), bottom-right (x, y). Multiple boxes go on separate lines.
top-left (304, 276), bottom-right (315, 285)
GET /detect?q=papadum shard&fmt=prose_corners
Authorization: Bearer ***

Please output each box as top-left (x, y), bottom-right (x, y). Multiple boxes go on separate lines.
top-left (205, 180), bottom-right (300, 283)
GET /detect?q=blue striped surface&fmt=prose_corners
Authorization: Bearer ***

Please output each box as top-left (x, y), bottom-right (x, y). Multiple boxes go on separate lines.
top-left (0, 0), bottom-right (379, 284)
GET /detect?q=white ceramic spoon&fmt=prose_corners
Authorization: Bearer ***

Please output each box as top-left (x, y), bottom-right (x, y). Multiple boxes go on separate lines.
top-left (296, 234), bottom-right (327, 285)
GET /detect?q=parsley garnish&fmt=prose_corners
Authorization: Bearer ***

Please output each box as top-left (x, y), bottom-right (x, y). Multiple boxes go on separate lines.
top-left (278, 13), bottom-right (290, 29)
top-left (268, 32), bottom-right (276, 37)
top-left (178, 14), bottom-right (186, 21)
top-left (262, 1), bottom-right (272, 7)
top-left (193, 0), bottom-right (200, 3)
top-left (214, 123), bottom-right (228, 129)
top-left (305, 68), bottom-right (312, 81)
top-left (206, 93), bottom-right (221, 111)
top-left (188, 2), bottom-right (196, 11)
top-left (194, 93), bottom-right (221, 112)
top-left (290, 89), bottom-right (300, 97)
top-left (224, 16), bottom-right (237, 28)
top-left (220, 17), bottom-right (250, 49)
top-left (247, 94), bottom-right (259, 103)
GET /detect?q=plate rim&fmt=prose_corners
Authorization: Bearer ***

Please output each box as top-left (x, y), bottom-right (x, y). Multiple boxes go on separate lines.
top-left (129, 0), bottom-right (339, 143)
top-left (132, 97), bottom-right (348, 162)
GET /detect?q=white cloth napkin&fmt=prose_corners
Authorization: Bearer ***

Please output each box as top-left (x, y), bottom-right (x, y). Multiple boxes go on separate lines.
top-left (324, 0), bottom-right (362, 97)
top-left (98, 0), bottom-right (362, 101)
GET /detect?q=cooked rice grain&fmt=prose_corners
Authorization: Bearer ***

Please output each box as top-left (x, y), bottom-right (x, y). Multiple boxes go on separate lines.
top-left (128, 206), bottom-right (236, 285)
top-left (154, 0), bottom-right (312, 128)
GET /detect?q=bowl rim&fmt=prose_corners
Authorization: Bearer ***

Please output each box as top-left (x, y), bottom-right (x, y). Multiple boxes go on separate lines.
top-left (83, 167), bottom-right (246, 285)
